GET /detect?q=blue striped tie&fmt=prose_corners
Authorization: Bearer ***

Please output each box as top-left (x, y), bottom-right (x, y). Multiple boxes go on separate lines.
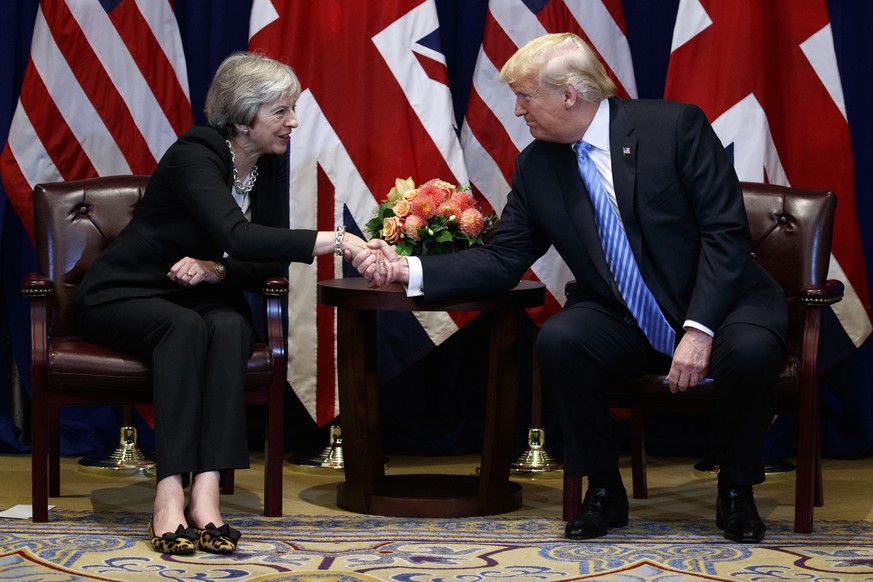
top-left (574, 140), bottom-right (675, 356)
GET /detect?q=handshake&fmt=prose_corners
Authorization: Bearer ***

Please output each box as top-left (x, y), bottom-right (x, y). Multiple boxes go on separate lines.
top-left (348, 239), bottom-right (409, 288)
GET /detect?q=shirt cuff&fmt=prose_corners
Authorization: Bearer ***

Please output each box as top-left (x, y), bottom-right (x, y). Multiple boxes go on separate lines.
top-left (683, 320), bottom-right (714, 337)
top-left (405, 256), bottom-right (424, 297)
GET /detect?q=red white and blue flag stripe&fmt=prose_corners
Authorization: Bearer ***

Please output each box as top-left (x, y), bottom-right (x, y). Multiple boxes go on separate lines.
top-left (0, 0), bottom-right (192, 241)
top-left (460, 0), bottom-right (638, 327)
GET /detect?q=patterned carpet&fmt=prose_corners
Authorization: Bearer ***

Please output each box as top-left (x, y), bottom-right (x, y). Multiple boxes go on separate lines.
top-left (1, 511), bottom-right (872, 581)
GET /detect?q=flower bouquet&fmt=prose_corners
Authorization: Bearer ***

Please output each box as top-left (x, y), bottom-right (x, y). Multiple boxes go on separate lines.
top-left (365, 177), bottom-right (498, 256)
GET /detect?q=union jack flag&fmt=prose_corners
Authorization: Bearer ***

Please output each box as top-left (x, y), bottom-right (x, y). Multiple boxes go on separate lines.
top-left (249, 0), bottom-right (468, 425)
top-left (665, 0), bottom-right (871, 347)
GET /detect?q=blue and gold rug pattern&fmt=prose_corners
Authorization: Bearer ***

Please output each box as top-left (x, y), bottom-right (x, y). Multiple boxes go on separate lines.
top-left (1, 511), bottom-right (872, 581)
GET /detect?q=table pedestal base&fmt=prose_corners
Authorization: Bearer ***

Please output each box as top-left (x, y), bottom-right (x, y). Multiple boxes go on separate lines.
top-left (318, 279), bottom-right (545, 520)
top-left (337, 475), bottom-right (523, 518)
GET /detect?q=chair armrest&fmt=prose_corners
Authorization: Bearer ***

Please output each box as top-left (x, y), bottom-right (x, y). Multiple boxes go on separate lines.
top-left (21, 273), bottom-right (55, 299)
top-left (798, 279), bottom-right (844, 307)
top-left (259, 277), bottom-right (287, 376)
top-left (22, 273), bottom-right (53, 385)
top-left (261, 277), bottom-right (289, 297)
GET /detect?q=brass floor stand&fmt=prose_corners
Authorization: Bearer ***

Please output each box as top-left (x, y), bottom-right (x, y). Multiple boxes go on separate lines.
top-left (512, 341), bottom-right (561, 475)
top-left (512, 427), bottom-right (562, 473)
top-left (79, 423), bottom-right (155, 476)
top-left (289, 423), bottom-right (345, 470)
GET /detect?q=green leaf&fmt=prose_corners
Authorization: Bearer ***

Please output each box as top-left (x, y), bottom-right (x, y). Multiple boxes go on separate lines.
top-left (433, 230), bottom-right (453, 244)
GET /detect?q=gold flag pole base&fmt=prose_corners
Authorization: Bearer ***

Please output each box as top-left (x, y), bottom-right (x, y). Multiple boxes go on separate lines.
top-left (511, 427), bottom-right (562, 474)
top-left (79, 425), bottom-right (155, 475)
top-left (289, 423), bottom-right (345, 470)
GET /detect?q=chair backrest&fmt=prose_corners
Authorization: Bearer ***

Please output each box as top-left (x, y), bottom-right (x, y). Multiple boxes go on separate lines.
top-left (33, 175), bottom-right (150, 337)
top-left (740, 181), bottom-right (836, 347)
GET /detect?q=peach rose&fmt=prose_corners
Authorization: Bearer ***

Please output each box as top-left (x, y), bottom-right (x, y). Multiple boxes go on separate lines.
top-left (382, 216), bottom-right (402, 244)
top-left (459, 208), bottom-right (485, 237)
top-left (402, 187), bottom-right (420, 202)
top-left (392, 199), bottom-right (411, 219)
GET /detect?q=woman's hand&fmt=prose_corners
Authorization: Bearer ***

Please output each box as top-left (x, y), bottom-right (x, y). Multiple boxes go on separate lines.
top-left (168, 257), bottom-right (225, 287)
top-left (340, 232), bottom-right (393, 286)
top-left (339, 231), bottom-right (369, 259)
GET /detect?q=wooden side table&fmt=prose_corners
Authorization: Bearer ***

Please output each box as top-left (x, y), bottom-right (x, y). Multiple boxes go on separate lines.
top-left (317, 278), bottom-right (546, 518)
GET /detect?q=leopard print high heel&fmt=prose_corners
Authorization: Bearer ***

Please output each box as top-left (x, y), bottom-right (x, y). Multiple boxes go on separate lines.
top-left (148, 519), bottom-right (197, 555)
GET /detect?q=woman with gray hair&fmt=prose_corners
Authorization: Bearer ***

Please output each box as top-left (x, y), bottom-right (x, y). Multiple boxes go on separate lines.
top-left (76, 52), bottom-right (369, 555)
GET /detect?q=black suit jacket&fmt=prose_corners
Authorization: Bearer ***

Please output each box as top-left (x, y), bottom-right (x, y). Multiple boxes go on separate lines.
top-left (420, 98), bottom-right (786, 339)
top-left (78, 126), bottom-right (317, 307)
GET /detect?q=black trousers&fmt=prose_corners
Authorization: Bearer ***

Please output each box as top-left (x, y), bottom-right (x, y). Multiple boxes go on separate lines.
top-left (537, 303), bottom-right (783, 487)
top-left (76, 288), bottom-right (255, 482)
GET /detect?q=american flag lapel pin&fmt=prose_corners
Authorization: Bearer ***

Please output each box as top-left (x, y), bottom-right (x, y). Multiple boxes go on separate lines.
top-left (622, 146), bottom-right (631, 156)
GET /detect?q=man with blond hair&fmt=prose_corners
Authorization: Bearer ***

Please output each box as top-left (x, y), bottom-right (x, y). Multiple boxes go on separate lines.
top-left (357, 33), bottom-right (786, 543)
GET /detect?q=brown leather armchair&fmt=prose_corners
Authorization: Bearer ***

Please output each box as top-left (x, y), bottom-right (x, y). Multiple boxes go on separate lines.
top-left (22, 175), bottom-right (288, 522)
top-left (561, 182), bottom-right (843, 533)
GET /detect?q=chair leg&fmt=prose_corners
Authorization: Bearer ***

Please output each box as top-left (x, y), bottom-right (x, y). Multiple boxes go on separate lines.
top-left (32, 404), bottom-right (49, 523)
top-left (794, 455), bottom-right (814, 533)
top-left (630, 410), bottom-right (648, 499)
top-left (562, 474), bottom-right (582, 521)
top-left (48, 406), bottom-right (61, 497)
top-left (814, 432), bottom-right (824, 507)
top-left (263, 393), bottom-right (284, 517)
top-left (794, 401), bottom-right (818, 533)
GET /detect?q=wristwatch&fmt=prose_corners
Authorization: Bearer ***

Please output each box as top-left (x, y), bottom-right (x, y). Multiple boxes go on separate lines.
top-left (213, 260), bottom-right (227, 281)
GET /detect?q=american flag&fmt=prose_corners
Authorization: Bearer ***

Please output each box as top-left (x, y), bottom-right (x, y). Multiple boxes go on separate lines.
top-left (665, 0), bottom-right (872, 347)
top-left (0, 0), bottom-right (192, 241)
top-left (460, 0), bottom-right (638, 327)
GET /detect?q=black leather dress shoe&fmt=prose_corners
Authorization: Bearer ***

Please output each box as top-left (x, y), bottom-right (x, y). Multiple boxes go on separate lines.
top-left (716, 488), bottom-right (766, 542)
top-left (565, 487), bottom-right (629, 540)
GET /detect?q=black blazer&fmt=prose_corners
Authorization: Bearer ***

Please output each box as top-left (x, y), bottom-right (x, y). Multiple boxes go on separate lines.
top-left (78, 126), bottom-right (317, 307)
top-left (420, 98), bottom-right (786, 339)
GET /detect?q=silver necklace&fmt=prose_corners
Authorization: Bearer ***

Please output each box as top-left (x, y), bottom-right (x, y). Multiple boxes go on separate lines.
top-left (226, 140), bottom-right (258, 193)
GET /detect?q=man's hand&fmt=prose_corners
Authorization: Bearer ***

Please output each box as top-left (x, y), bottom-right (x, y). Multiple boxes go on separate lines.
top-left (353, 239), bottom-right (407, 287)
top-left (665, 327), bottom-right (712, 393)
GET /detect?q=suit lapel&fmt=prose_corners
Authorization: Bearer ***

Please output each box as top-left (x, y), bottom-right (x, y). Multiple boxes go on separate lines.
top-left (607, 99), bottom-right (678, 325)
top-left (609, 99), bottom-right (643, 260)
